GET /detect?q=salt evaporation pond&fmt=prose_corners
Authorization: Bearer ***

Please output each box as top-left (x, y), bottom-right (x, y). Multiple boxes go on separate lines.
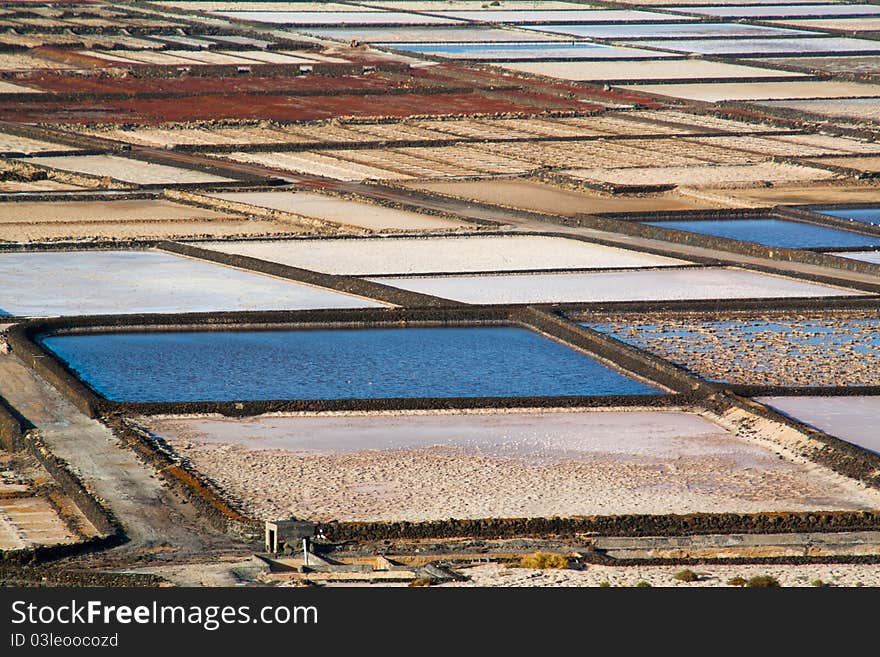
top-left (0, 251), bottom-right (382, 317)
top-left (216, 10), bottom-right (460, 25)
top-left (521, 22), bottom-right (813, 39)
top-left (627, 37), bottom-right (880, 57)
top-left (757, 396), bottom-right (880, 455)
top-left (590, 317), bottom-right (880, 387)
top-left (195, 235), bottom-right (689, 275)
top-left (368, 268), bottom-right (860, 304)
top-left (642, 218), bottom-right (880, 249)
top-left (831, 251), bottom-right (880, 264)
top-left (39, 327), bottom-right (660, 402)
top-left (816, 207), bottom-right (880, 225)
top-left (381, 41), bottom-right (669, 59)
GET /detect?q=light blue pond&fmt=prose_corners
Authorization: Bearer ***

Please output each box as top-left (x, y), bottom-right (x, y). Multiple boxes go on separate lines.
top-left (521, 22), bottom-right (815, 40)
top-left (40, 327), bottom-right (660, 402)
top-left (376, 41), bottom-right (658, 59)
top-left (629, 36), bottom-right (880, 56)
top-left (643, 218), bottom-right (880, 249)
top-left (816, 208), bottom-right (880, 225)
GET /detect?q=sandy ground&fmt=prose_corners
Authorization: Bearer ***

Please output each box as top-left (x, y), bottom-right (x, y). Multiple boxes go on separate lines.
top-left (758, 396), bottom-right (880, 454)
top-left (196, 235), bottom-right (688, 275)
top-left (142, 408), bottom-right (880, 522)
top-left (367, 267), bottom-right (860, 305)
top-left (0, 250), bottom-right (383, 316)
top-left (20, 155), bottom-right (234, 185)
top-left (811, 156), bottom-right (880, 172)
top-left (208, 191), bottom-right (465, 230)
top-left (596, 313), bottom-right (880, 387)
top-left (405, 179), bottom-right (722, 214)
top-left (443, 562), bottom-right (880, 587)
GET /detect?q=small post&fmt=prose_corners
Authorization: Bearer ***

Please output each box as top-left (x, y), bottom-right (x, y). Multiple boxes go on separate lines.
top-left (303, 537), bottom-right (310, 567)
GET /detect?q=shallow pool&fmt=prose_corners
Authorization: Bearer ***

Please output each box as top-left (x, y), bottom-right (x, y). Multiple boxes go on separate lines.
top-left (816, 207), bottom-right (880, 225)
top-left (643, 218), bottom-right (880, 249)
top-left (40, 327), bottom-right (660, 402)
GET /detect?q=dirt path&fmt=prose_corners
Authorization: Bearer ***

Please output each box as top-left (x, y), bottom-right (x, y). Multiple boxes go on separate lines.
top-left (0, 352), bottom-right (246, 563)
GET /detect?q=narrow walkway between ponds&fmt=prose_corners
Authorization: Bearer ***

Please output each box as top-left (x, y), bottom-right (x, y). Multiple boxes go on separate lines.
top-left (0, 352), bottom-right (245, 565)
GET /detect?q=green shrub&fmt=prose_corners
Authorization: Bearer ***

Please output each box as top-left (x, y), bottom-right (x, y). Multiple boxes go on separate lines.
top-left (747, 575), bottom-right (780, 588)
top-left (520, 552), bottom-right (569, 570)
top-left (673, 569), bottom-right (699, 583)
top-left (811, 579), bottom-right (825, 588)
top-left (727, 576), bottom-right (747, 587)
top-left (635, 580), bottom-right (651, 588)
top-left (598, 581), bottom-right (611, 588)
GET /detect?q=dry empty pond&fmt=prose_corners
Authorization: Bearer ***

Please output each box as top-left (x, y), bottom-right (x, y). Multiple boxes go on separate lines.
top-left (402, 178), bottom-right (718, 214)
top-left (20, 155), bottom-right (235, 185)
top-left (206, 190), bottom-right (467, 230)
top-left (367, 268), bottom-right (861, 305)
top-left (195, 234), bottom-right (689, 275)
top-left (141, 408), bottom-right (880, 522)
top-left (0, 198), bottom-right (303, 242)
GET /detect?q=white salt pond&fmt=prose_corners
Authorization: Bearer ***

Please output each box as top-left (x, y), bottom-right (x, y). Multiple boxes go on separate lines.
top-left (367, 267), bottom-right (862, 304)
top-left (206, 190), bottom-right (465, 230)
top-left (757, 396), bottom-right (880, 455)
top-left (496, 59), bottom-right (806, 82)
top-left (144, 408), bottom-right (880, 521)
top-left (19, 155), bottom-right (235, 185)
top-left (217, 10), bottom-right (461, 25)
top-left (622, 80), bottom-right (880, 102)
top-left (195, 235), bottom-right (690, 275)
top-left (832, 251), bottom-right (880, 264)
top-left (0, 250), bottom-right (383, 317)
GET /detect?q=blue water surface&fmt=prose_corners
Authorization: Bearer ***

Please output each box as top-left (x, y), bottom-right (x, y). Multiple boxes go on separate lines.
top-left (643, 218), bottom-right (880, 249)
top-left (40, 327), bottom-right (659, 402)
top-left (816, 208), bottom-right (880, 225)
top-left (377, 41), bottom-right (611, 58)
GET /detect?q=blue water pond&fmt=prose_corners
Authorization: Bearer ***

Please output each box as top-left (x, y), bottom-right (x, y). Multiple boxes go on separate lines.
top-left (40, 327), bottom-right (659, 402)
top-left (643, 218), bottom-right (880, 249)
top-left (816, 207), bottom-right (880, 226)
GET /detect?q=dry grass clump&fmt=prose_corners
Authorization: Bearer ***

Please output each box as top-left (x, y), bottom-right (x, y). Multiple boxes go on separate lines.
top-left (673, 569), bottom-right (699, 583)
top-left (747, 575), bottom-right (780, 588)
top-left (409, 577), bottom-right (434, 587)
top-left (519, 552), bottom-right (569, 570)
top-left (727, 576), bottom-right (747, 587)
